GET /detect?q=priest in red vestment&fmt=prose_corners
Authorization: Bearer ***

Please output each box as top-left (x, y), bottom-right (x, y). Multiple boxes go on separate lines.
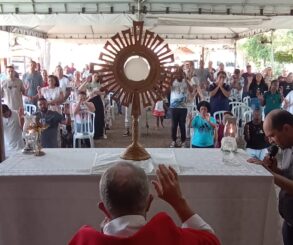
top-left (69, 163), bottom-right (221, 245)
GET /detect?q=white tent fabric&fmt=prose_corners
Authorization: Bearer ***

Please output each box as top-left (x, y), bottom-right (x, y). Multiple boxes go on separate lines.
top-left (0, 0), bottom-right (293, 41)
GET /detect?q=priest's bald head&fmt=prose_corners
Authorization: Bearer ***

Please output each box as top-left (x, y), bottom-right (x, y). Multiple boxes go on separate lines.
top-left (263, 109), bottom-right (293, 149)
top-left (99, 161), bottom-right (152, 219)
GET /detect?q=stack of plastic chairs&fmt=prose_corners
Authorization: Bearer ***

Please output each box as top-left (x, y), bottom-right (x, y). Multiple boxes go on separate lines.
top-left (231, 105), bottom-right (252, 136)
top-left (73, 111), bottom-right (95, 148)
top-left (242, 96), bottom-right (251, 107)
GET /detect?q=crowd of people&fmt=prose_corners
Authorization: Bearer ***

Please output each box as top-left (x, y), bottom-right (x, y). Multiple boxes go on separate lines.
top-left (1, 61), bottom-right (112, 156)
top-left (1, 59), bottom-right (293, 244)
top-left (1, 59), bottom-right (293, 159)
top-left (68, 110), bottom-right (293, 245)
top-left (167, 61), bottom-right (292, 158)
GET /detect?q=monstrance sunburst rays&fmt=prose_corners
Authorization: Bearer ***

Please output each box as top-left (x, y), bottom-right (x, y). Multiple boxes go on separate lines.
top-left (90, 21), bottom-right (174, 160)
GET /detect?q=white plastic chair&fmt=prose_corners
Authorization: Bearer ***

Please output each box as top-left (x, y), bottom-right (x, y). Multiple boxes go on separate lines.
top-left (68, 91), bottom-right (76, 103)
top-left (191, 106), bottom-right (199, 117)
top-left (229, 101), bottom-right (246, 111)
top-left (24, 104), bottom-right (37, 115)
top-left (229, 94), bottom-right (239, 102)
top-left (73, 111), bottom-right (95, 148)
top-left (213, 110), bottom-right (227, 125)
top-left (242, 96), bottom-right (251, 107)
top-left (232, 105), bottom-right (252, 136)
top-left (232, 105), bottom-right (252, 121)
top-left (243, 110), bottom-right (253, 125)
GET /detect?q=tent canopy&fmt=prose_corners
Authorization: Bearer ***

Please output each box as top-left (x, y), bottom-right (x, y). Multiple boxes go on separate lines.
top-left (0, 0), bottom-right (293, 42)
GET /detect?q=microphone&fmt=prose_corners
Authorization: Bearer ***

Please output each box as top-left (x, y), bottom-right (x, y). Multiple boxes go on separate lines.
top-left (268, 145), bottom-right (278, 159)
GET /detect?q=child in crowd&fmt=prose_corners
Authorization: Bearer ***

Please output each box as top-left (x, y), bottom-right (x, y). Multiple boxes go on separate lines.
top-left (215, 111), bottom-right (234, 148)
top-left (153, 95), bottom-right (166, 129)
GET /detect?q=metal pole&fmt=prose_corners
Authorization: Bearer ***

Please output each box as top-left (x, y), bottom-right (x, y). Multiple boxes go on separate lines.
top-left (137, 0), bottom-right (141, 21)
top-left (201, 47), bottom-right (204, 63)
top-left (270, 30), bottom-right (275, 71)
top-left (234, 39), bottom-right (237, 69)
top-left (0, 91), bottom-right (5, 162)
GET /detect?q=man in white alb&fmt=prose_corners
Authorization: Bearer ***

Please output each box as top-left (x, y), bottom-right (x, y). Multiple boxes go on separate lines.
top-left (1, 104), bottom-right (24, 158)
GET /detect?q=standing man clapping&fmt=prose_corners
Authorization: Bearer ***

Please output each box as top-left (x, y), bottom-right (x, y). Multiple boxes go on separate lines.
top-left (169, 67), bottom-right (193, 148)
top-left (23, 60), bottom-right (43, 106)
top-left (209, 71), bottom-right (231, 115)
top-left (1, 65), bottom-right (26, 110)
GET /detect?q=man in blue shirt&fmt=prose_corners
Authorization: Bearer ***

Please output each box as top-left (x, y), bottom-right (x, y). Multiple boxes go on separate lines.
top-left (23, 60), bottom-right (43, 105)
top-left (209, 71), bottom-right (231, 115)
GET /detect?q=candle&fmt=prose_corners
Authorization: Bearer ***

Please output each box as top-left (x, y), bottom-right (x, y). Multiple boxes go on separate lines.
top-left (229, 127), bottom-right (233, 134)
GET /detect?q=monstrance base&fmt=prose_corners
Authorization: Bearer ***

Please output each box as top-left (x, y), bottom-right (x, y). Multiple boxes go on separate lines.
top-left (120, 143), bottom-right (151, 161)
top-left (34, 150), bottom-right (45, 156)
top-left (22, 148), bottom-right (35, 154)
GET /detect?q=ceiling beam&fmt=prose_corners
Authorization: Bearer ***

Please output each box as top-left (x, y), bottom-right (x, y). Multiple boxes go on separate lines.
top-left (1, 26), bottom-right (48, 39)
top-left (0, 1), bottom-right (291, 7)
top-left (43, 32), bottom-right (250, 40)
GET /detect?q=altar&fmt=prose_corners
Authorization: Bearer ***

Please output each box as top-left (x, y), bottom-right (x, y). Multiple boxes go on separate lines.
top-left (0, 148), bottom-right (282, 245)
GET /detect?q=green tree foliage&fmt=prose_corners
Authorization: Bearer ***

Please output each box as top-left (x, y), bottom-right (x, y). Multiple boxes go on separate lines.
top-left (240, 30), bottom-right (293, 67)
top-left (273, 30), bottom-right (293, 63)
top-left (241, 34), bottom-right (271, 68)
top-left (274, 51), bottom-right (293, 63)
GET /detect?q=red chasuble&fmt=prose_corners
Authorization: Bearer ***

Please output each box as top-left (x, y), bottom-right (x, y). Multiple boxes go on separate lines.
top-left (69, 212), bottom-right (221, 245)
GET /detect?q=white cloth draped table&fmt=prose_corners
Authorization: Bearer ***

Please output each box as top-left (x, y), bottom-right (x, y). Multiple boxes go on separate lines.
top-left (0, 148), bottom-right (282, 245)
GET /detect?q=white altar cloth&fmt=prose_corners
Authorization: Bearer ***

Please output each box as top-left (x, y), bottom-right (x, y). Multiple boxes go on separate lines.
top-left (0, 148), bottom-right (282, 245)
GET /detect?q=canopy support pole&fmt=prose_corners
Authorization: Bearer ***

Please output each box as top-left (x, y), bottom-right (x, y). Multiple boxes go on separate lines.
top-left (201, 47), bottom-right (205, 63)
top-left (234, 39), bottom-right (237, 69)
top-left (137, 0), bottom-right (143, 21)
top-left (270, 29), bottom-right (275, 71)
top-left (0, 93), bottom-right (5, 162)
